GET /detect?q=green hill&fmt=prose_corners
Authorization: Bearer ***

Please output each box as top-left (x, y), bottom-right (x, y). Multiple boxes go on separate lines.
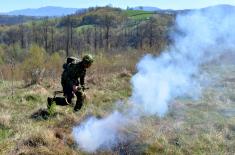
top-left (0, 15), bottom-right (40, 25)
top-left (0, 6), bottom-right (174, 61)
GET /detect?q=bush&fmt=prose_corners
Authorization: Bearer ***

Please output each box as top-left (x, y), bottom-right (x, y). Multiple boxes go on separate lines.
top-left (45, 52), bottom-right (63, 80)
top-left (21, 45), bottom-right (47, 85)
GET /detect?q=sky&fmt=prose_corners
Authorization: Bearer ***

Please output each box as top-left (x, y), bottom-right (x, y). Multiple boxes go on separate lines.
top-left (1, 0), bottom-right (235, 12)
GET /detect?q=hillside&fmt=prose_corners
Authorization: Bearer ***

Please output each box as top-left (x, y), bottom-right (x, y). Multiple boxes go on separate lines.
top-left (6, 6), bottom-right (85, 17)
top-left (0, 15), bottom-right (39, 25)
top-left (131, 6), bottom-right (161, 11)
top-left (0, 6), bottom-right (174, 61)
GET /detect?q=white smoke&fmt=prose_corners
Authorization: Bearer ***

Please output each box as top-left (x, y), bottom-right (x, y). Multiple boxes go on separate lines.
top-left (72, 111), bottom-right (128, 152)
top-left (73, 6), bottom-right (235, 152)
top-left (131, 6), bottom-right (235, 116)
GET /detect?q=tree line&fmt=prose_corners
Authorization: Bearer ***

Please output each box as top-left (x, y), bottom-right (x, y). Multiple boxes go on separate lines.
top-left (0, 6), bottom-right (175, 83)
top-left (0, 7), bottom-right (174, 56)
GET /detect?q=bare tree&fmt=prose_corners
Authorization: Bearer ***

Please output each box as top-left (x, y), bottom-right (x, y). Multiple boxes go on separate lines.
top-left (99, 14), bottom-right (117, 50)
top-left (31, 21), bottom-right (38, 44)
top-left (94, 25), bottom-right (98, 52)
top-left (42, 18), bottom-right (49, 52)
top-left (50, 25), bottom-right (55, 53)
top-left (18, 24), bottom-right (25, 48)
top-left (147, 17), bottom-right (157, 48)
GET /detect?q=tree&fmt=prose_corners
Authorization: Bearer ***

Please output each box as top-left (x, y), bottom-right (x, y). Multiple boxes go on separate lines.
top-left (98, 14), bottom-right (117, 50)
top-left (0, 45), bottom-right (4, 64)
top-left (147, 17), bottom-right (156, 48)
top-left (42, 18), bottom-right (49, 52)
top-left (94, 25), bottom-right (98, 52)
top-left (31, 21), bottom-right (38, 43)
top-left (50, 24), bottom-right (55, 53)
top-left (18, 24), bottom-right (25, 48)
top-left (60, 15), bottom-right (79, 56)
top-left (22, 45), bottom-right (46, 85)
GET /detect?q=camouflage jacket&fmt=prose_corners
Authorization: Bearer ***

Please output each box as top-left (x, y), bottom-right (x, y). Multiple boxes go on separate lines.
top-left (61, 61), bottom-right (86, 88)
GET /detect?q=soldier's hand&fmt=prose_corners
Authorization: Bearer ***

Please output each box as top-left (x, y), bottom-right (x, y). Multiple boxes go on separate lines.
top-left (73, 85), bottom-right (78, 92)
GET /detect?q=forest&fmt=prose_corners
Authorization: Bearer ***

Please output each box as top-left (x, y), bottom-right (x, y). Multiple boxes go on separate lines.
top-left (0, 6), bottom-right (175, 83)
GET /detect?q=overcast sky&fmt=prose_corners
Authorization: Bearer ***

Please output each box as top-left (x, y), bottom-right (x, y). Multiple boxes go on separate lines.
top-left (1, 0), bottom-right (235, 12)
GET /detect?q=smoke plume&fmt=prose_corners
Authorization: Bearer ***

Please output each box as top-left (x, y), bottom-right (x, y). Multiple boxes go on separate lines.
top-left (73, 6), bottom-right (235, 152)
top-left (72, 111), bottom-right (128, 152)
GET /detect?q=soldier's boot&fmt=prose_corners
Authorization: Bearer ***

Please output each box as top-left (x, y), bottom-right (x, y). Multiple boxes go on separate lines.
top-left (47, 97), bottom-right (54, 109)
top-left (74, 100), bottom-right (83, 112)
top-left (74, 91), bottom-right (84, 112)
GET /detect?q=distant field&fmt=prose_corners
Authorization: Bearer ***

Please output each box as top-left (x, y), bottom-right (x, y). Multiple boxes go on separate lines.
top-left (75, 24), bottom-right (94, 32)
top-left (124, 10), bottom-right (155, 20)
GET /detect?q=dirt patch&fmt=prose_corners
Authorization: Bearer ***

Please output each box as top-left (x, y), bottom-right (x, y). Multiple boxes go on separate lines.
top-left (30, 108), bottom-right (60, 120)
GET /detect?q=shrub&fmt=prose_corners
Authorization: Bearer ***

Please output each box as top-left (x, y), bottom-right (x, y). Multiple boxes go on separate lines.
top-left (21, 45), bottom-right (47, 85)
top-left (45, 52), bottom-right (63, 80)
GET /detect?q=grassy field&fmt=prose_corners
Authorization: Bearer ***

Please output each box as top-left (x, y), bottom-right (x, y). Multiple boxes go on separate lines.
top-left (0, 52), bottom-right (235, 154)
top-left (123, 10), bottom-right (155, 21)
top-left (75, 25), bottom-right (95, 33)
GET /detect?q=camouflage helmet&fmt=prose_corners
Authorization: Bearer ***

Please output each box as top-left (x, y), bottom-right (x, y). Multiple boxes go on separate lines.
top-left (82, 54), bottom-right (94, 64)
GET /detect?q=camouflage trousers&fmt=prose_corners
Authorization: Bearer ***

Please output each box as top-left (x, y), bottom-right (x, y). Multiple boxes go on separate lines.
top-left (52, 85), bottom-right (84, 111)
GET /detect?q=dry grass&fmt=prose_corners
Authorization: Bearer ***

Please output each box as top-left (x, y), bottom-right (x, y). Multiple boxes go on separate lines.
top-left (0, 111), bottom-right (11, 128)
top-left (0, 52), bottom-right (235, 154)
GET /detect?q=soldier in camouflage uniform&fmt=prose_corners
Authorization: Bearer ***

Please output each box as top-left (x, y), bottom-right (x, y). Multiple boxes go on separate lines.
top-left (47, 54), bottom-right (94, 111)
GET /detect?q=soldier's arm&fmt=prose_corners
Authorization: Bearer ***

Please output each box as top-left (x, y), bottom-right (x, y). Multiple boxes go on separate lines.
top-left (80, 74), bottom-right (85, 86)
top-left (80, 69), bottom-right (86, 88)
top-left (66, 65), bottom-right (76, 89)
